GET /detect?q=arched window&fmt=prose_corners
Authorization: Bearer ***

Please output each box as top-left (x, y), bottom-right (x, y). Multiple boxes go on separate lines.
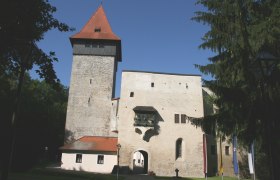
top-left (176, 138), bottom-right (182, 159)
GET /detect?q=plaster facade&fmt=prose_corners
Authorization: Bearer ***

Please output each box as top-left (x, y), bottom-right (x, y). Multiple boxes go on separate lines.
top-left (65, 55), bottom-right (117, 142)
top-left (117, 71), bottom-right (205, 177)
top-left (61, 153), bottom-right (117, 173)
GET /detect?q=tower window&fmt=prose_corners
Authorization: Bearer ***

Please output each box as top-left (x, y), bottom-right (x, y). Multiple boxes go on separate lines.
top-left (186, 83), bottom-right (188, 89)
top-left (98, 43), bottom-right (104, 48)
top-left (151, 82), bottom-right (154, 87)
top-left (175, 114), bottom-right (179, 123)
top-left (90, 79), bottom-right (92, 84)
top-left (94, 27), bottom-right (101, 32)
top-left (176, 138), bottom-right (182, 159)
top-left (130, 92), bottom-right (134, 97)
top-left (76, 154), bottom-right (82, 163)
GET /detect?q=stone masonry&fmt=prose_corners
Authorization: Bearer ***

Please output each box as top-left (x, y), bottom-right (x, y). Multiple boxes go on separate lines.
top-left (65, 55), bottom-right (117, 142)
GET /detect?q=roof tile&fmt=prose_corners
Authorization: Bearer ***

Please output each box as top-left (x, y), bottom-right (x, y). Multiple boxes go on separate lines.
top-left (60, 136), bottom-right (118, 152)
top-left (71, 5), bottom-right (120, 41)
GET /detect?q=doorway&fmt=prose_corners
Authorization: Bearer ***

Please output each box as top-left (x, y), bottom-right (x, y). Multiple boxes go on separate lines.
top-left (132, 150), bottom-right (148, 174)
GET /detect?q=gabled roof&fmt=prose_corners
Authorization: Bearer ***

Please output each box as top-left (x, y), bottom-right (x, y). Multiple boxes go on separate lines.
top-left (71, 5), bottom-right (120, 41)
top-left (60, 136), bottom-right (118, 153)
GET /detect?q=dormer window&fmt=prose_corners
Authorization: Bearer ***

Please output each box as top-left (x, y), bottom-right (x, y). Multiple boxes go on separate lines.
top-left (94, 27), bottom-right (101, 32)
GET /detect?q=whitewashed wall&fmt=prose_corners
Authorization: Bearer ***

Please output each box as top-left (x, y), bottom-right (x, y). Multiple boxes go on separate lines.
top-left (133, 151), bottom-right (144, 167)
top-left (118, 71), bottom-right (205, 177)
top-left (61, 153), bottom-right (117, 173)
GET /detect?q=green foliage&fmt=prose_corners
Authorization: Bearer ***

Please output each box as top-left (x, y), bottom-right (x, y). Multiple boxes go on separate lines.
top-left (0, 0), bottom-right (72, 88)
top-left (0, 1), bottom-right (71, 177)
top-left (0, 73), bottom-right (68, 170)
top-left (192, 0), bottom-right (280, 179)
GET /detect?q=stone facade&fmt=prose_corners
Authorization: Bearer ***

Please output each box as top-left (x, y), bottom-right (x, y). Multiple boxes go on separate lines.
top-left (65, 55), bottom-right (118, 142)
top-left (117, 71), bottom-right (206, 177)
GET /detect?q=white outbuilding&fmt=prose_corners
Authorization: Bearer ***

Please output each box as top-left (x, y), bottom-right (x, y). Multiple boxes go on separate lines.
top-left (60, 136), bottom-right (118, 173)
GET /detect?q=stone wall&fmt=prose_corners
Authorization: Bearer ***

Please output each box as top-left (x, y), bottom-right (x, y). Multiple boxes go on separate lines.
top-left (118, 71), bottom-right (205, 177)
top-left (65, 55), bottom-right (117, 142)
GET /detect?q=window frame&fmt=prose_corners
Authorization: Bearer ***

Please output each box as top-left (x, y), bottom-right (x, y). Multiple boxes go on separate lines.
top-left (97, 155), bottom-right (104, 164)
top-left (76, 154), bottom-right (82, 163)
top-left (175, 114), bottom-right (179, 123)
top-left (181, 114), bottom-right (186, 123)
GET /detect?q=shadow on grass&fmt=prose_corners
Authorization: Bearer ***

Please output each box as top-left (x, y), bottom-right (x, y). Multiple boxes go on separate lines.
top-left (155, 176), bottom-right (239, 180)
top-left (9, 168), bottom-right (125, 180)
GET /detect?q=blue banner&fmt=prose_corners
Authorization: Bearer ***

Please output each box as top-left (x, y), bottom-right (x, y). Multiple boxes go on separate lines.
top-left (233, 135), bottom-right (239, 175)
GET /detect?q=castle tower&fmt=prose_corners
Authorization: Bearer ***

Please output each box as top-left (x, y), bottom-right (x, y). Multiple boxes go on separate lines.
top-left (65, 5), bottom-right (121, 142)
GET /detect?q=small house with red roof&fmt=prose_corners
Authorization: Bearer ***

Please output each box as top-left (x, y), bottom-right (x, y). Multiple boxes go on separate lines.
top-left (60, 136), bottom-right (118, 173)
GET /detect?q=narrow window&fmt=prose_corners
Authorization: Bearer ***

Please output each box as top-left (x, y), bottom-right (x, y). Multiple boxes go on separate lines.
top-left (151, 82), bottom-right (154, 87)
top-left (130, 92), bottom-right (134, 97)
top-left (138, 159), bottom-right (140, 163)
top-left (92, 43), bottom-right (98, 48)
top-left (90, 79), bottom-right (92, 84)
top-left (211, 145), bottom-right (216, 155)
top-left (181, 114), bottom-right (186, 123)
top-left (97, 155), bottom-right (104, 164)
top-left (176, 138), bottom-right (182, 159)
top-left (225, 146), bottom-right (230, 155)
top-left (98, 43), bottom-right (104, 48)
top-left (175, 114), bottom-right (179, 123)
top-left (186, 83), bottom-right (188, 89)
top-left (76, 154), bottom-right (82, 163)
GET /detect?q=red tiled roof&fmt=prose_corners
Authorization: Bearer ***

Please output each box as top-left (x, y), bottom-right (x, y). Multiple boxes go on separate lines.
top-left (71, 5), bottom-right (120, 41)
top-left (60, 136), bottom-right (118, 152)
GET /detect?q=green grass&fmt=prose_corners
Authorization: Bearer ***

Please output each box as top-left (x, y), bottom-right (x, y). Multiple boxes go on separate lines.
top-left (155, 176), bottom-right (238, 180)
top-left (8, 168), bottom-right (241, 180)
top-left (9, 168), bottom-right (125, 180)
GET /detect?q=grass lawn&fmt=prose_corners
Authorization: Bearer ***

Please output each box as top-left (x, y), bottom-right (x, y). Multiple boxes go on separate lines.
top-left (155, 176), bottom-right (238, 180)
top-left (8, 168), bottom-right (125, 180)
top-left (7, 168), bottom-right (240, 180)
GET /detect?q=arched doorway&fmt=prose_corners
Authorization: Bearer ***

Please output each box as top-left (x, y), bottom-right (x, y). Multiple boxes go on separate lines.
top-left (132, 150), bottom-right (148, 174)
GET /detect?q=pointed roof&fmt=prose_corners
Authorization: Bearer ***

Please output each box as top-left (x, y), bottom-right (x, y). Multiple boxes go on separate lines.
top-left (71, 5), bottom-right (120, 41)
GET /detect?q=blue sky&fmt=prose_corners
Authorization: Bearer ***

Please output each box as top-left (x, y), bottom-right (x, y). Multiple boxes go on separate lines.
top-left (31, 0), bottom-right (213, 96)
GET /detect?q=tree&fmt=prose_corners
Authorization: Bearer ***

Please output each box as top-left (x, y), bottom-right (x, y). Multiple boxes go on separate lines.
top-left (0, 1), bottom-right (71, 179)
top-left (191, 1), bottom-right (280, 179)
top-left (0, 73), bottom-right (68, 170)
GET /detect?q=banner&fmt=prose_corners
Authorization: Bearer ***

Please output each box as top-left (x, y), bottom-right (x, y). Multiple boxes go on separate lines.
top-left (232, 135), bottom-right (239, 175)
top-left (248, 141), bottom-right (255, 174)
top-left (219, 137), bottom-right (223, 175)
top-left (248, 153), bottom-right (254, 174)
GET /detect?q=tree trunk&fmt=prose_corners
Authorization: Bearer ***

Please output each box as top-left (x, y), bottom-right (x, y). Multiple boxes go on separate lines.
top-left (1, 67), bottom-right (26, 180)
